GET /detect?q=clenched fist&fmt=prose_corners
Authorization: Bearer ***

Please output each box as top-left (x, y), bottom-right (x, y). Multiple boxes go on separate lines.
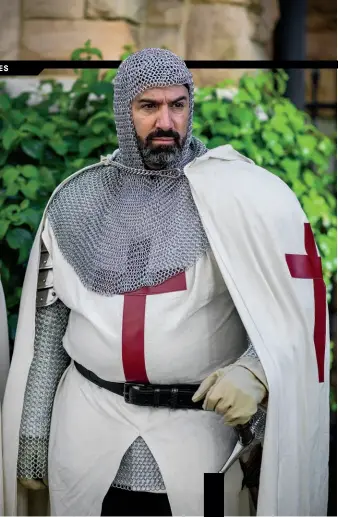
top-left (192, 356), bottom-right (268, 426)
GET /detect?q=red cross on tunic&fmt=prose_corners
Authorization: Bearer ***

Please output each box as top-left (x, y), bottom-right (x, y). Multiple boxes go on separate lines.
top-left (285, 222), bottom-right (326, 383)
top-left (122, 272), bottom-right (187, 382)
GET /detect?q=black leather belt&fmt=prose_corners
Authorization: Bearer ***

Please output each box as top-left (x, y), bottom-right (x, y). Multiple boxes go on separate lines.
top-left (74, 361), bottom-right (204, 410)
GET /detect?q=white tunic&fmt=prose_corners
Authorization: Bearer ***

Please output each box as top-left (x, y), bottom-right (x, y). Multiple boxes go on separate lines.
top-left (2, 146), bottom-right (330, 517)
top-left (42, 218), bottom-right (248, 516)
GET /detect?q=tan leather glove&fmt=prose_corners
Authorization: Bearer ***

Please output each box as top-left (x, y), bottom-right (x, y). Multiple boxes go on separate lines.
top-left (192, 356), bottom-right (268, 426)
top-left (19, 478), bottom-right (48, 490)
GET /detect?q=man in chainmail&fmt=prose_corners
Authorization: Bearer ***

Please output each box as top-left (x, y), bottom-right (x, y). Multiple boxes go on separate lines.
top-left (2, 48), bottom-right (329, 517)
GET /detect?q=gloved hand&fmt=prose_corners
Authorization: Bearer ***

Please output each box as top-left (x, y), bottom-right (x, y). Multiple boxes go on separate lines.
top-left (19, 478), bottom-right (48, 490)
top-left (192, 356), bottom-right (268, 426)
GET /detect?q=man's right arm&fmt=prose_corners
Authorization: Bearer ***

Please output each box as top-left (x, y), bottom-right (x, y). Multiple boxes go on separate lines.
top-left (17, 236), bottom-right (71, 490)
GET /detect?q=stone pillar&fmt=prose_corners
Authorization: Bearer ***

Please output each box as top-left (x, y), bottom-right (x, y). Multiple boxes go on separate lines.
top-left (274, 0), bottom-right (307, 110)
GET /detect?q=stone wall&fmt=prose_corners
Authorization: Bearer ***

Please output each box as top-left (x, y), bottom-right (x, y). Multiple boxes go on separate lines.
top-left (0, 0), bottom-right (336, 107)
top-left (0, 0), bottom-right (279, 82)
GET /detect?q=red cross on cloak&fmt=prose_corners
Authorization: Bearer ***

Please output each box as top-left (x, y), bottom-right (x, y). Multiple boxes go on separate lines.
top-left (122, 272), bottom-right (187, 382)
top-left (285, 223), bottom-right (326, 383)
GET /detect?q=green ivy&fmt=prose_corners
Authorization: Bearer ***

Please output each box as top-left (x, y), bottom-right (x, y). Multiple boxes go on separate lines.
top-left (0, 43), bottom-right (336, 373)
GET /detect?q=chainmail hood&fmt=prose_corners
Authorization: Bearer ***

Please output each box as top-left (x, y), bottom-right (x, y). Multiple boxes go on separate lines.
top-left (47, 48), bottom-right (210, 295)
top-left (112, 47), bottom-right (207, 175)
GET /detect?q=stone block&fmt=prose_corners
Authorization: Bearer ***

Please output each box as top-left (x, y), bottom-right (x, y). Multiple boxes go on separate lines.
top-left (307, 30), bottom-right (336, 60)
top-left (251, 0), bottom-right (279, 45)
top-left (307, 11), bottom-right (336, 32)
top-left (0, 0), bottom-right (20, 59)
top-left (305, 69), bottom-right (337, 119)
top-left (190, 0), bottom-right (260, 6)
top-left (187, 4), bottom-right (263, 59)
top-left (307, 0), bottom-right (336, 31)
top-left (306, 30), bottom-right (336, 118)
top-left (186, 3), bottom-right (270, 86)
top-left (23, 0), bottom-right (84, 19)
top-left (86, 0), bottom-right (146, 24)
top-left (147, 0), bottom-right (182, 26)
top-left (141, 27), bottom-right (182, 56)
top-left (21, 20), bottom-right (136, 62)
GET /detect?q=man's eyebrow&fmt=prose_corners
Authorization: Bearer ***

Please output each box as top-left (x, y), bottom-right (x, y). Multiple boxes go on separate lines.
top-left (137, 95), bottom-right (188, 104)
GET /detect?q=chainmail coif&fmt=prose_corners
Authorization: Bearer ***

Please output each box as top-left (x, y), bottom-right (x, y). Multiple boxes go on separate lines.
top-left (47, 48), bottom-right (210, 296)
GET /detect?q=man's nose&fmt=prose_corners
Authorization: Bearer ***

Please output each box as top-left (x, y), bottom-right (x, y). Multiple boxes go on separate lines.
top-left (155, 105), bottom-right (173, 130)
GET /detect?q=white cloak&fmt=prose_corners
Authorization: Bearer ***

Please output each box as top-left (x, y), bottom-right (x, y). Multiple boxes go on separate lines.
top-left (0, 278), bottom-right (10, 516)
top-left (2, 145), bottom-right (330, 516)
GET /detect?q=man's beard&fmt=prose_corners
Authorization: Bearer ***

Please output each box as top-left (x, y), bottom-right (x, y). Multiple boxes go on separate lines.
top-left (137, 129), bottom-right (186, 170)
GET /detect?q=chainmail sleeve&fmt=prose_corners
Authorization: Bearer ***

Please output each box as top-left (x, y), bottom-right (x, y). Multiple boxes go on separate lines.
top-left (240, 336), bottom-right (259, 359)
top-left (17, 300), bottom-right (70, 479)
top-left (240, 336), bottom-right (267, 442)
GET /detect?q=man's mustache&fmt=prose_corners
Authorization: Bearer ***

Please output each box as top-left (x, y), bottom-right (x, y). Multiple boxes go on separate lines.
top-left (146, 129), bottom-right (180, 145)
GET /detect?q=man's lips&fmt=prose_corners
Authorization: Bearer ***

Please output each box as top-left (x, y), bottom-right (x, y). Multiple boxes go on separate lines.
top-left (151, 137), bottom-right (175, 145)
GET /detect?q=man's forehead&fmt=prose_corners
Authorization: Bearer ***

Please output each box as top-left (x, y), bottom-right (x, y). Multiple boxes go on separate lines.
top-left (134, 85), bottom-right (189, 102)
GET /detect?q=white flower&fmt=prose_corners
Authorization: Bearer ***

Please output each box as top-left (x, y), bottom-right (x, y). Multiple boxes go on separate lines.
top-left (255, 105), bottom-right (268, 121)
top-left (48, 103), bottom-right (59, 113)
top-left (216, 88), bottom-right (238, 101)
top-left (40, 83), bottom-right (52, 95)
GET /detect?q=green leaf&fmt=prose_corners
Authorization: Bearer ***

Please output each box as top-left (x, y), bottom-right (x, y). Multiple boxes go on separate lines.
top-left (79, 136), bottom-right (106, 157)
top-left (102, 69), bottom-right (117, 82)
top-left (92, 121), bottom-right (107, 135)
top-left (3, 127), bottom-right (19, 150)
top-left (201, 102), bottom-right (220, 121)
top-left (230, 106), bottom-right (255, 126)
top-left (0, 220), bottom-right (10, 239)
top-left (91, 82), bottom-right (114, 97)
top-left (280, 158), bottom-right (300, 179)
top-left (304, 171), bottom-right (315, 187)
top-left (81, 69), bottom-right (99, 85)
top-left (21, 139), bottom-right (44, 160)
top-left (41, 122), bottom-right (57, 138)
top-left (49, 136), bottom-right (68, 156)
top-left (2, 167), bottom-right (20, 185)
top-left (20, 199), bottom-right (30, 210)
top-left (20, 179), bottom-right (40, 200)
top-left (297, 135), bottom-right (317, 156)
top-left (318, 137), bottom-right (334, 156)
top-left (208, 136), bottom-right (227, 148)
top-left (19, 123), bottom-right (42, 137)
top-left (262, 130), bottom-right (280, 149)
top-left (288, 112), bottom-right (304, 132)
top-left (20, 207), bottom-right (42, 231)
top-left (0, 263), bottom-right (10, 284)
top-left (241, 76), bottom-right (261, 103)
top-left (233, 89), bottom-right (252, 104)
top-left (0, 94), bottom-right (11, 111)
top-left (5, 183), bottom-right (19, 196)
top-left (21, 165), bottom-right (39, 178)
top-left (6, 227), bottom-right (33, 250)
top-left (87, 111), bottom-right (113, 125)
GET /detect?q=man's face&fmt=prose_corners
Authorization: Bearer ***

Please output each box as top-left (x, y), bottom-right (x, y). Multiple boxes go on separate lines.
top-left (131, 85), bottom-right (189, 169)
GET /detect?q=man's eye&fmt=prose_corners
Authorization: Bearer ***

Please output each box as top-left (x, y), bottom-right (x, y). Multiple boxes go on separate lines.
top-left (142, 104), bottom-right (155, 110)
top-left (172, 102), bottom-right (185, 110)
